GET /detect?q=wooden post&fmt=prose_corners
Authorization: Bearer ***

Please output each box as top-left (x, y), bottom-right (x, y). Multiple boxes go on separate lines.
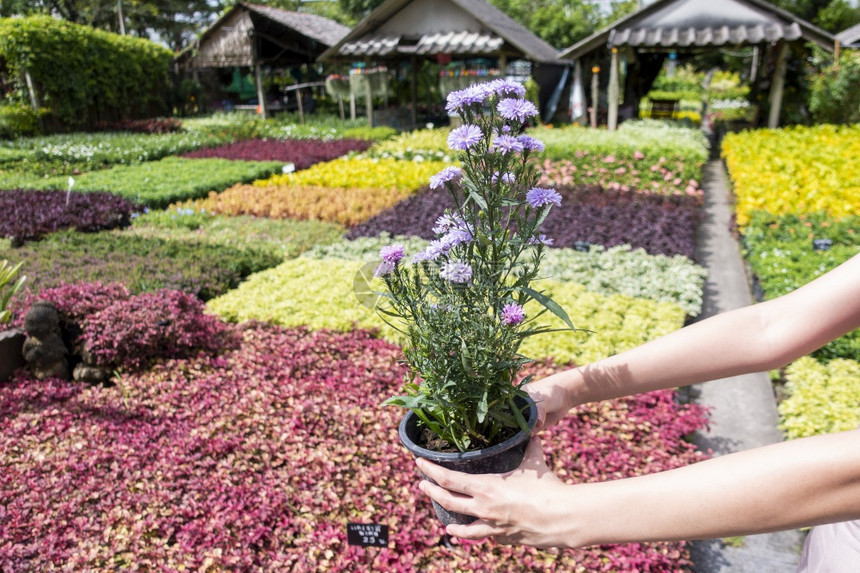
top-left (410, 56), bottom-right (418, 130)
top-left (338, 96), bottom-right (345, 121)
top-left (767, 42), bottom-right (789, 129)
top-left (296, 88), bottom-right (304, 125)
top-left (590, 65), bottom-right (599, 128)
top-left (254, 62), bottom-right (267, 120)
top-left (607, 48), bottom-right (619, 131)
top-left (365, 77), bottom-right (373, 127)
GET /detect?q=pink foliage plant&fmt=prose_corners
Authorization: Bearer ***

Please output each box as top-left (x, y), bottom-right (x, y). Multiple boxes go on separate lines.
top-left (0, 323), bottom-right (709, 571)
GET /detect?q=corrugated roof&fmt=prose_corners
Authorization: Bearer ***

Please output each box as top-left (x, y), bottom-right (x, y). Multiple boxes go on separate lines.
top-left (242, 3), bottom-right (350, 48)
top-left (339, 35), bottom-right (402, 57)
top-left (559, 0), bottom-right (836, 60)
top-left (836, 23), bottom-right (860, 47)
top-left (320, 0), bottom-right (561, 63)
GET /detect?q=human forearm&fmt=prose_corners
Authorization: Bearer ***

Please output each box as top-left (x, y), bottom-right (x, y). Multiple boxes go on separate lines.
top-left (534, 253), bottom-right (860, 411)
top-left (572, 429), bottom-right (860, 546)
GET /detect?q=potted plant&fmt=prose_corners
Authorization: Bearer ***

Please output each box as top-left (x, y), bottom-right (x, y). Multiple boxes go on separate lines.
top-left (374, 80), bottom-right (576, 524)
top-left (0, 259), bottom-right (27, 382)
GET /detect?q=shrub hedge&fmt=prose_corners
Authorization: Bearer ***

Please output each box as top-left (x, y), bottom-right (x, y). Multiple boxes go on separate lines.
top-left (0, 16), bottom-right (173, 130)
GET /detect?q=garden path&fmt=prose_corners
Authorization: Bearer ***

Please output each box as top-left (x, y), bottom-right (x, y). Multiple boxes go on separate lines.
top-left (687, 159), bottom-right (803, 572)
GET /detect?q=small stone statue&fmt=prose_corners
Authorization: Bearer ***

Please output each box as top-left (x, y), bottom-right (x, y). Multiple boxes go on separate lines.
top-left (22, 300), bottom-right (70, 380)
top-left (73, 346), bottom-right (110, 384)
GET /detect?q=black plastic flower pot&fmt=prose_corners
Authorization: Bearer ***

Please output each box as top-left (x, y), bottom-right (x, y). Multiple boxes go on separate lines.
top-left (398, 396), bottom-right (538, 525)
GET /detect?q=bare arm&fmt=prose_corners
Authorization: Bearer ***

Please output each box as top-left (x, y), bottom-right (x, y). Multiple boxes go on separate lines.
top-left (418, 428), bottom-right (860, 547)
top-left (416, 253), bottom-right (860, 546)
top-left (530, 252), bottom-right (860, 427)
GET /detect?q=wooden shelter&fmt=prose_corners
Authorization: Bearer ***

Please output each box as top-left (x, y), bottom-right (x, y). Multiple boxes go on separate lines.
top-left (559, 0), bottom-right (836, 130)
top-left (177, 2), bottom-right (349, 118)
top-left (318, 0), bottom-right (565, 128)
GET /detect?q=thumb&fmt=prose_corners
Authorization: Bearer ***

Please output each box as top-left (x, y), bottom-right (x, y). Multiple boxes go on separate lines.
top-left (516, 436), bottom-right (549, 475)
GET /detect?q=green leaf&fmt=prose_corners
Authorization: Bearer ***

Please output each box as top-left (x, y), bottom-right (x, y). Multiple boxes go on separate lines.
top-left (519, 286), bottom-right (577, 331)
top-left (477, 390), bottom-right (488, 423)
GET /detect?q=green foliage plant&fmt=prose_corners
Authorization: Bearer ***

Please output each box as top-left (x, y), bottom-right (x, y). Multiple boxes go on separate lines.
top-left (374, 81), bottom-right (578, 452)
top-left (0, 259), bottom-right (26, 324)
top-left (809, 49), bottom-right (860, 125)
top-left (779, 356), bottom-right (860, 440)
top-left (0, 16), bottom-right (173, 130)
top-left (4, 157), bottom-right (285, 209)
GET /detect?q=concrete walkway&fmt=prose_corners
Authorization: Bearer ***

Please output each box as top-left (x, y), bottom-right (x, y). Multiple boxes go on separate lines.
top-left (686, 159), bottom-right (803, 572)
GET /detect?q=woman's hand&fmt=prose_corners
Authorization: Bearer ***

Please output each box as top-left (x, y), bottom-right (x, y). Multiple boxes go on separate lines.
top-left (416, 437), bottom-right (578, 548)
top-left (525, 375), bottom-right (575, 430)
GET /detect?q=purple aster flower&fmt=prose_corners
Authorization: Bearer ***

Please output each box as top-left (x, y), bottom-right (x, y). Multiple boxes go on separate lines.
top-left (432, 213), bottom-right (459, 235)
top-left (442, 227), bottom-right (473, 247)
top-left (425, 239), bottom-right (452, 260)
top-left (497, 98), bottom-right (539, 122)
top-left (528, 234), bottom-right (555, 246)
top-left (491, 171), bottom-right (516, 185)
top-left (374, 260), bottom-right (396, 277)
top-left (380, 244), bottom-right (405, 264)
top-left (439, 261), bottom-right (473, 284)
top-left (447, 124), bottom-right (483, 151)
top-left (445, 85), bottom-right (490, 114)
top-left (500, 303), bottom-right (526, 326)
top-left (491, 134), bottom-right (525, 155)
top-left (486, 79), bottom-right (527, 98)
top-left (526, 187), bottom-right (562, 209)
top-left (518, 135), bottom-right (545, 152)
top-left (429, 166), bottom-right (463, 189)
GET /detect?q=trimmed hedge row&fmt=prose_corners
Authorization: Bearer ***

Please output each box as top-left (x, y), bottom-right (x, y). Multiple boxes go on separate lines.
top-left (0, 16), bottom-right (173, 130)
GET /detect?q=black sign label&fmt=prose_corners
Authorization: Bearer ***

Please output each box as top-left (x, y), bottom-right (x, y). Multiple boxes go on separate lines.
top-left (812, 238), bottom-right (833, 251)
top-left (573, 240), bottom-right (591, 252)
top-left (347, 523), bottom-right (389, 547)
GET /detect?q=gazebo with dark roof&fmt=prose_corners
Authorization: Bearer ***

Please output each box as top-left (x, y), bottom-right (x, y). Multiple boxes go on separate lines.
top-left (558, 0), bottom-right (837, 129)
top-left (177, 2), bottom-right (349, 118)
top-left (318, 0), bottom-right (565, 127)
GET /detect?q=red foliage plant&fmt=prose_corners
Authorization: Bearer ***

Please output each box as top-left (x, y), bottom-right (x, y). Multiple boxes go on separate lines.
top-left (0, 323), bottom-right (709, 571)
top-left (180, 138), bottom-right (373, 170)
top-left (11, 282), bottom-right (235, 372)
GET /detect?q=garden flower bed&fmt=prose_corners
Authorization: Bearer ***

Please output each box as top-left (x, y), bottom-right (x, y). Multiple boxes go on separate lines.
top-left (206, 256), bottom-right (687, 365)
top-left (180, 138), bottom-right (373, 169)
top-left (0, 157), bottom-right (285, 209)
top-left (722, 124), bottom-right (860, 226)
top-left (778, 356), bottom-right (860, 439)
top-left (128, 208), bottom-right (344, 261)
top-left (2, 230), bottom-right (283, 300)
top-left (305, 236), bottom-right (706, 317)
top-left (0, 113), bottom-right (716, 571)
top-left (0, 322), bottom-right (709, 571)
top-left (347, 184), bottom-right (701, 260)
top-left (0, 189), bottom-right (139, 245)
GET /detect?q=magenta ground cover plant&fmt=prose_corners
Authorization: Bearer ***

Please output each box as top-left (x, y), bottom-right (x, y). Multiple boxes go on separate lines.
top-left (180, 138), bottom-right (373, 170)
top-left (0, 189), bottom-right (139, 245)
top-left (0, 323), bottom-right (708, 571)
